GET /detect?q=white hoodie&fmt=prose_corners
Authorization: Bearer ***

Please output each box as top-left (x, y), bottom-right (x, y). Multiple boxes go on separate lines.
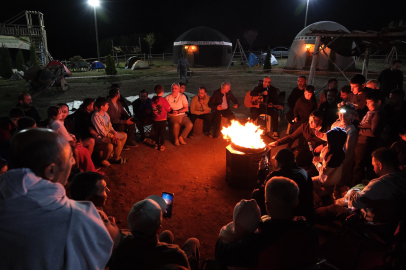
top-left (0, 168), bottom-right (113, 270)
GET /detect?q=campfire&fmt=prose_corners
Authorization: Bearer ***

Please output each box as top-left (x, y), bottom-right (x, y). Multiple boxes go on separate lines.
top-left (221, 120), bottom-right (266, 153)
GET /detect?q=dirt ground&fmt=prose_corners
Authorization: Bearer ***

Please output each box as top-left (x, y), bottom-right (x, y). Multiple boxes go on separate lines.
top-left (0, 67), bottom-right (397, 266)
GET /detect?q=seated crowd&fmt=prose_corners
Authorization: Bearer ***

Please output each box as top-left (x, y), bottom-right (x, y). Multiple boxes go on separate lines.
top-left (0, 59), bottom-right (405, 269)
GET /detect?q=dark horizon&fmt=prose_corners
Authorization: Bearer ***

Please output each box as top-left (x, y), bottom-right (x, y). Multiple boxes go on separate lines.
top-left (1, 0), bottom-right (404, 60)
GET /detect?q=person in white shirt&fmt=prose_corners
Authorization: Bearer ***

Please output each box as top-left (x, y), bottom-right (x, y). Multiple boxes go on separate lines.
top-left (165, 83), bottom-right (193, 146)
top-left (0, 129), bottom-right (113, 270)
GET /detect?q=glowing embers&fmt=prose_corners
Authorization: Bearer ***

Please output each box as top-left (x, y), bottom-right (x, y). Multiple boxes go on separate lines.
top-left (221, 120), bottom-right (266, 152)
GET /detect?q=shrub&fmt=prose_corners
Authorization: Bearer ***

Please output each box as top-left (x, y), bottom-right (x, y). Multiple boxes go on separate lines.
top-left (29, 43), bottom-right (39, 67)
top-left (0, 46), bottom-right (13, 79)
top-left (105, 55), bottom-right (117, 75)
top-left (16, 50), bottom-right (26, 72)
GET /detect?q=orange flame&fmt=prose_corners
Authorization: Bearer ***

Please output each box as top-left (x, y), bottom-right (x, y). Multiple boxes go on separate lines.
top-left (221, 120), bottom-right (266, 149)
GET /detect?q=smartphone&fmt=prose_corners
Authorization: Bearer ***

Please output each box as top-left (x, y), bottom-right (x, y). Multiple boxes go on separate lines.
top-left (162, 192), bottom-right (174, 218)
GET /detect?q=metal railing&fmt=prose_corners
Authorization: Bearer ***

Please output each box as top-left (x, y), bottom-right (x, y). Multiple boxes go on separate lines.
top-left (82, 53), bottom-right (174, 63)
top-left (0, 24), bottom-right (43, 37)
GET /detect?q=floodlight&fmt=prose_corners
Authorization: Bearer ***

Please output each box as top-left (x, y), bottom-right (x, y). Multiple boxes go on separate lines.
top-left (89, 0), bottom-right (100, 7)
top-left (339, 109), bottom-right (347, 113)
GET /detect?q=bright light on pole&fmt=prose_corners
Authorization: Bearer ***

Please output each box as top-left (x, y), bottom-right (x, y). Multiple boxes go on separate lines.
top-left (304, 0), bottom-right (310, 28)
top-left (89, 0), bottom-right (100, 61)
top-left (89, 0), bottom-right (99, 7)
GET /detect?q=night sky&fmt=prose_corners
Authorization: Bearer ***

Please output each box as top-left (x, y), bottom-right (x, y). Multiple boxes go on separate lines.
top-left (1, 0), bottom-right (403, 60)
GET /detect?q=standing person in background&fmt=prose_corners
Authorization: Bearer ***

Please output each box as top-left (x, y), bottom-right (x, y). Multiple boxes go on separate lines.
top-left (352, 90), bottom-right (386, 185)
top-left (132, 89), bottom-right (153, 143)
top-left (177, 54), bottom-right (189, 83)
top-left (378, 59), bottom-right (403, 97)
top-left (384, 89), bottom-right (406, 145)
top-left (152, 85), bottom-right (172, 151)
top-left (108, 88), bottom-right (137, 148)
top-left (286, 76), bottom-right (307, 124)
top-left (318, 78), bottom-right (338, 107)
top-left (189, 87), bottom-right (213, 138)
top-left (15, 93), bottom-right (41, 124)
top-left (166, 83), bottom-right (193, 146)
top-left (209, 82), bottom-right (239, 138)
top-left (349, 74), bottom-right (371, 122)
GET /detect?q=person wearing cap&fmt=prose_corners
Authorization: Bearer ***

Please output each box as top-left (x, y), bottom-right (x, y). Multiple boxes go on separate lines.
top-left (252, 149), bottom-right (313, 219)
top-left (216, 177), bottom-right (319, 269)
top-left (110, 195), bottom-right (200, 270)
top-left (315, 102), bottom-right (358, 193)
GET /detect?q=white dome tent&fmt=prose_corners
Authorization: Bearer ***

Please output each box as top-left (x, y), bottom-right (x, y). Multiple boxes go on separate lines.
top-left (285, 21), bottom-right (355, 71)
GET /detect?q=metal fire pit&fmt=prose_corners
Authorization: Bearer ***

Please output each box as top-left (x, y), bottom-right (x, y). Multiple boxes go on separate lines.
top-left (226, 144), bottom-right (270, 189)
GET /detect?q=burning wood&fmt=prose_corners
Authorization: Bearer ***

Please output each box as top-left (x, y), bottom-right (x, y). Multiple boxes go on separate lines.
top-left (221, 120), bottom-right (266, 150)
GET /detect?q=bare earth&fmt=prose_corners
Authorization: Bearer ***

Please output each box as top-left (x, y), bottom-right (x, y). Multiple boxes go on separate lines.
top-left (1, 68), bottom-right (393, 267)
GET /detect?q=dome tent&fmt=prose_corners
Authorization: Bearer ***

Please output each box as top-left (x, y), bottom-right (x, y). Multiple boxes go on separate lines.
top-left (173, 26), bottom-right (232, 67)
top-left (285, 21), bottom-right (355, 71)
top-left (131, 60), bottom-right (150, 70)
top-left (90, 61), bottom-right (105, 70)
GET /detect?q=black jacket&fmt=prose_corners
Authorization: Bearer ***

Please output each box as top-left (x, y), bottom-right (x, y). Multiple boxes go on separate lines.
top-left (378, 68), bottom-right (404, 97)
top-left (15, 104), bottom-right (41, 124)
top-left (287, 87), bottom-right (304, 109)
top-left (72, 109), bottom-right (92, 139)
top-left (208, 89), bottom-right (239, 112)
top-left (250, 85), bottom-right (279, 105)
top-left (294, 96), bottom-right (317, 123)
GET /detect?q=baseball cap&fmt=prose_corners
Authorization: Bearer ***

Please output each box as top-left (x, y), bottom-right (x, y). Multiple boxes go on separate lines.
top-left (127, 195), bottom-right (167, 237)
top-left (274, 149), bottom-right (295, 164)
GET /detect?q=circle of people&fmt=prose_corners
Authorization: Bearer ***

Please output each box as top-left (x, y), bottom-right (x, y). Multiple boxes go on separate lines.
top-left (0, 59), bottom-right (404, 269)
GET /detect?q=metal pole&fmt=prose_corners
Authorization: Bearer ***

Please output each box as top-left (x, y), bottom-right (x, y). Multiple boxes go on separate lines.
top-left (308, 36), bottom-right (321, 85)
top-left (304, 0), bottom-right (309, 28)
top-left (94, 7), bottom-right (100, 61)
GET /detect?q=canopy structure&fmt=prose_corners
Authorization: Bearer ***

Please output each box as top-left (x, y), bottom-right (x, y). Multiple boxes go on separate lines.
top-left (285, 21), bottom-right (355, 73)
top-left (305, 25), bottom-right (406, 81)
top-left (0, 36), bottom-right (30, 50)
top-left (173, 26), bottom-right (232, 67)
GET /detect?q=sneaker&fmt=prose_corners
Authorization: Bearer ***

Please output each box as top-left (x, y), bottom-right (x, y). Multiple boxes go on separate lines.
top-left (126, 141), bottom-right (138, 147)
top-left (122, 146), bottom-right (130, 151)
top-left (205, 132), bottom-right (213, 138)
top-left (100, 160), bottom-right (111, 167)
top-left (179, 136), bottom-right (186, 145)
top-left (174, 140), bottom-right (180, 146)
top-left (188, 134), bottom-right (195, 139)
top-left (139, 136), bottom-right (146, 143)
top-left (273, 132), bottom-right (279, 138)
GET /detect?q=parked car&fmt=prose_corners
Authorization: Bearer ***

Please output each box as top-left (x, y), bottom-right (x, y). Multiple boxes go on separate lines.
top-left (271, 47), bottom-right (290, 58)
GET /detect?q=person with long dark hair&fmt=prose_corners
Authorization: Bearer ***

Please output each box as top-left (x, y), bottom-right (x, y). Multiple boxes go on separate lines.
top-left (312, 127), bottom-right (347, 204)
top-left (47, 106), bottom-right (100, 173)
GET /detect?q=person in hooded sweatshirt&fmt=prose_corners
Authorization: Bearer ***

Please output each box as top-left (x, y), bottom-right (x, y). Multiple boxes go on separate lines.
top-left (0, 128), bottom-right (113, 270)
